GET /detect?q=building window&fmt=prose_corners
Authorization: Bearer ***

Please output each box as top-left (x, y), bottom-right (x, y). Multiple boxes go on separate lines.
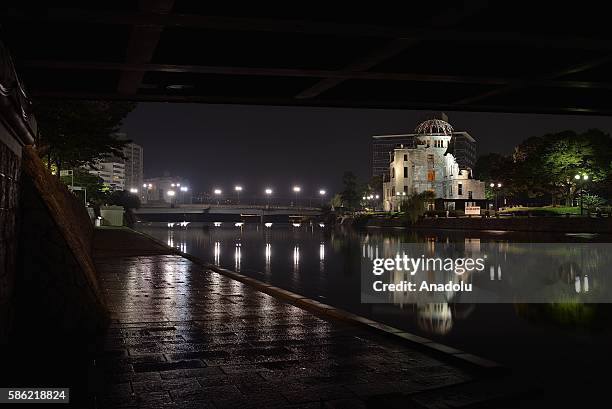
top-left (449, 185), bottom-right (452, 196)
top-left (427, 154), bottom-right (434, 169)
top-left (403, 154), bottom-right (408, 161)
top-left (392, 168), bottom-right (395, 179)
top-left (468, 191), bottom-right (473, 199)
top-left (392, 187), bottom-right (395, 196)
top-left (403, 167), bottom-right (408, 178)
top-left (427, 170), bottom-right (435, 182)
top-left (403, 185), bottom-right (408, 194)
top-left (458, 183), bottom-right (463, 196)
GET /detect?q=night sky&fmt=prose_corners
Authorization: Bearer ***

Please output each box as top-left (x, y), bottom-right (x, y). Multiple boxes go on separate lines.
top-left (121, 103), bottom-right (612, 197)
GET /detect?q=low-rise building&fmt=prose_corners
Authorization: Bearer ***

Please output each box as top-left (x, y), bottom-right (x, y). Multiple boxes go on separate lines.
top-left (142, 176), bottom-right (191, 204)
top-left (382, 118), bottom-right (485, 212)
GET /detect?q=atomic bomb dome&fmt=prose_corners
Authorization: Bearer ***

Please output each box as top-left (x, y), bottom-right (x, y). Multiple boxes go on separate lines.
top-left (415, 118), bottom-right (454, 136)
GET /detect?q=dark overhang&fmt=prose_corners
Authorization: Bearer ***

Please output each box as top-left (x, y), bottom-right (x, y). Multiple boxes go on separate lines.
top-left (2, 1), bottom-right (611, 115)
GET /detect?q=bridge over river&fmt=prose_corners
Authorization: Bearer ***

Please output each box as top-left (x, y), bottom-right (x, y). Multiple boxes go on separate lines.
top-left (134, 204), bottom-right (322, 223)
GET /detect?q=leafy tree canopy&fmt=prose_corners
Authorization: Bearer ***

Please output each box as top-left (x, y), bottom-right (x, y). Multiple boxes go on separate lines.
top-left (34, 99), bottom-right (136, 172)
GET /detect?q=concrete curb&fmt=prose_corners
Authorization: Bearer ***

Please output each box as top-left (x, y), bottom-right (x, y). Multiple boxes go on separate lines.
top-left (130, 227), bottom-right (505, 373)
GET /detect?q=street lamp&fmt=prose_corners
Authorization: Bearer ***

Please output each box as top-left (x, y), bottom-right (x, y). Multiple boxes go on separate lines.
top-left (234, 185), bottom-right (243, 204)
top-left (167, 189), bottom-right (176, 207)
top-left (143, 183), bottom-right (153, 202)
top-left (265, 188), bottom-right (273, 207)
top-left (129, 188), bottom-right (138, 194)
top-left (575, 174), bottom-right (589, 215)
top-left (178, 186), bottom-right (188, 204)
top-left (489, 182), bottom-right (502, 211)
top-left (293, 186), bottom-right (301, 207)
top-left (318, 189), bottom-right (326, 207)
top-left (213, 189), bottom-right (222, 205)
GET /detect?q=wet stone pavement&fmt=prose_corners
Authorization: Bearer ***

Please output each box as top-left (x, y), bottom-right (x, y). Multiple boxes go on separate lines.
top-left (92, 228), bottom-right (521, 408)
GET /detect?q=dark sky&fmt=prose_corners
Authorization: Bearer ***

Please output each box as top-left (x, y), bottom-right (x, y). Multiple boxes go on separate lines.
top-left (121, 103), bottom-right (612, 197)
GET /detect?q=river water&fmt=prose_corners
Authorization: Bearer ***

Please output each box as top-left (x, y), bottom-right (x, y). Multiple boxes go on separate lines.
top-left (135, 221), bottom-right (612, 396)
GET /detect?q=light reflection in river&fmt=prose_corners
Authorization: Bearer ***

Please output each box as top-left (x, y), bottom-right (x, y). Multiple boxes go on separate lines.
top-left (135, 221), bottom-right (612, 373)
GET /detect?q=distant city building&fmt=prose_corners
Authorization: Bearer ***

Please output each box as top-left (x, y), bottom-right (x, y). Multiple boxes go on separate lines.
top-left (372, 113), bottom-right (477, 180)
top-left (451, 132), bottom-right (477, 170)
top-left (87, 133), bottom-right (144, 194)
top-left (89, 161), bottom-right (126, 190)
top-left (142, 176), bottom-right (191, 204)
top-left (382, 117), bottom-right (485, 212)
top-left (123, 142), bottom-right (143, 194)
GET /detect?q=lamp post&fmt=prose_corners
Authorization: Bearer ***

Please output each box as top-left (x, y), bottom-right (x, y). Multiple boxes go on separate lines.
top-left (575, 174), bottom-right (589, 216)
top-left (167, 189), bottom-right (176, 208)
top-left (489, 182), bottom-right (502, 211)
top-left (265, 188), bottom-right (273, 207)
top-left (180, 185), bottom-right (188, 204)
top-left (293, 186), bottom-right (301, 208)
top-left (319, 189), bottom-right (326, 207)
top-left (213, 188), bottom-right (222, 205)
top-left (234, 185), bottom-right (242, 204)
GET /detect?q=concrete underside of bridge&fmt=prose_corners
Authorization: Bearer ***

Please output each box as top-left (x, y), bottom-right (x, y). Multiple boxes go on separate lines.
top-left (2, 3), bottom-right (612, 115)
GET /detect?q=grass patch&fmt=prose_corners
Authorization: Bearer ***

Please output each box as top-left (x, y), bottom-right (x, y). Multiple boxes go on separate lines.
top-left (500, 206), bottom-right (580, 216)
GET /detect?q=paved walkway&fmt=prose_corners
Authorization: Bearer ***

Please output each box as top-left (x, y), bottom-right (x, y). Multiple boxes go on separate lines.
top-left (92, 228), bottom-right (521, 408)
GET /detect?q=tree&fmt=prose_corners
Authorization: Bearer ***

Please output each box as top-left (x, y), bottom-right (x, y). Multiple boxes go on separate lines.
top-left (582, 194), bottom-right (606, 210)
top-left (402, 191), bottom-right (435, 224)
top-left (474, 153), bottom-right (512, 182)
top-left (59, 168), bottom-right (109, 205)
top-left (330, 193), bottom-right (343, 210)
top-left (340, 171), bottom-right (361, 211)
top-left (33, 100), bottom-right (136, 175)
top-left (107, 190), bottom-right (141, 210)
top-left (514, 130), bottom-right (612, 205)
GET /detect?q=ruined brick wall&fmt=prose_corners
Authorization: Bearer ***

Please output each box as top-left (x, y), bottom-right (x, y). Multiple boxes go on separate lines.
top-left (0, 123), bottom-right (21, 341)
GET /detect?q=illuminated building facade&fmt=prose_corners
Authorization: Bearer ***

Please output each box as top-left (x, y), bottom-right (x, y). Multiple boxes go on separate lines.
top-left (382, 118), bottom-right (485, 212)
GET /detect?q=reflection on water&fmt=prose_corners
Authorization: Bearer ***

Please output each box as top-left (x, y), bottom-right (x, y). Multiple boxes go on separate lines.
top-left (136, 222), bottom-right (612, 369)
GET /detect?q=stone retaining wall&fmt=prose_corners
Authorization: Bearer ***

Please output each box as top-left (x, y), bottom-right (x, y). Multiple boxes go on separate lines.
top-left (13, 146), bottom-right (108, 343)
top-left (365, 216), bottom-right (612, 233)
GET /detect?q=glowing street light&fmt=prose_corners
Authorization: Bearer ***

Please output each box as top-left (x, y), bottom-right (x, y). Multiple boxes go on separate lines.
top-left (180, 186), bottom-right (188, 192)
top-left (575, 174), bottom-right (589, 215)
top-left (489, 182), bottom-right (503, 211)
top-left (293, 186), bottom-right (301, 207)
top-left (213, 188), bottom-right (222, 205)
top-left (265, 188), bottom-right (273, 206)
top-left (167, 190), bottom-right (176, 197)
top-left (318, 189), bottom-right (327, 206)
top-left (235, 185), bottom-right (243, 204)
top-left (143, 183), bottom-right (147, 188)
top-left (129, 188), bottom-right (138, 194)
